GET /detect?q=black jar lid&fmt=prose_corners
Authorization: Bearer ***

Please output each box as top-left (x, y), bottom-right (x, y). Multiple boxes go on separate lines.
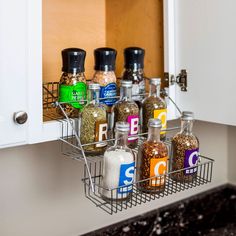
top-left (124, 47), bottom-right (145, 70)
top-left (61, 48), bottom-right (86, 73)
top-left (94, 47), bottom-right (117, 71)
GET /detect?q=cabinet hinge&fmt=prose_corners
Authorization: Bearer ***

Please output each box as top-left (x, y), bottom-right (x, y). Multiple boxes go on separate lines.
top-left (164, 69), bottom-right (188, 92)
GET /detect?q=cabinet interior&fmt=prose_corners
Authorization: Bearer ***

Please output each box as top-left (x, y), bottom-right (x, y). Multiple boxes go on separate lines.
top-left (42, 0), bottom-right (164, 119)
top-left (43, 0), bottom-right (164, 81)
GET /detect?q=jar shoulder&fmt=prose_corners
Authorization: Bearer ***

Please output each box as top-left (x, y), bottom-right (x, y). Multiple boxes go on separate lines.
top-left (142, 96), bottom-right (166, 109)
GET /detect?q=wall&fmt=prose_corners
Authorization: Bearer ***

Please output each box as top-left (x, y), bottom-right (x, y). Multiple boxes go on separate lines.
top-left (228, 125), bottom-right (236, 184)
top-left (0, 121), bottom-right (231, 236)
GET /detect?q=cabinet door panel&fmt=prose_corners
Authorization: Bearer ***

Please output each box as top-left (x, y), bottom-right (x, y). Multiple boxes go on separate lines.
top-left (175, 0), bottom-right (236, 125)
top-left (0, 0), bottom-right (28, 147)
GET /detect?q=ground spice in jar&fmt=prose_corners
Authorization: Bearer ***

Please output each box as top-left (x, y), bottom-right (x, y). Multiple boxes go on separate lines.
top-left (136, 119), bottom-right (168, 193)
top-left (171, 112), bottom-right (199, 183)
top-left (142, 78), bottom-right (167, 140)
top-left (80, 84), bottom-right (108, 154)
top-left (112, 81), bottom-right (139, 149)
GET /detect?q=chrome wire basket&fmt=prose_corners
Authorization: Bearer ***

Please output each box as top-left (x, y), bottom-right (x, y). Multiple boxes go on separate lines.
top-left (42, 82), bottom-right (215, 215)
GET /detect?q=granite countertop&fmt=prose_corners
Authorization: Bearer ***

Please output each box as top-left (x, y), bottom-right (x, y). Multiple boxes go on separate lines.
top-left (83, 184), bottom-right (236, 236)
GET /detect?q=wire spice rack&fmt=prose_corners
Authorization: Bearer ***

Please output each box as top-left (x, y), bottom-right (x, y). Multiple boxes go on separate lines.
top-left (43, 82), bottom-right (215, 215)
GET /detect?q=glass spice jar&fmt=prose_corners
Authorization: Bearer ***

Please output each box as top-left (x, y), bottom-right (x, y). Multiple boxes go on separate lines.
top-left (142, 78), bottom-right (167, 140)
top-left (92, 47), bottom-right (117, 112)
top-left (171, 111), bottom-right (199, 183)
top-left (80, 83), bottom-right (108, 155)
top-left (122, 47), bottom-right (146, 109)
top-left (101, 122), bottom-right (135, 201)
top-left (112, 80), bottom-right (139, 149)
top-left (136, 118), bottom-right (168, 193)
top-left (58, 48), bottom-right (87, 118)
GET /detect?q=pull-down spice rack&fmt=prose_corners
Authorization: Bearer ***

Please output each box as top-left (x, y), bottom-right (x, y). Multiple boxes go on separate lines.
top-left (43, 82), bottom-right (214, 215)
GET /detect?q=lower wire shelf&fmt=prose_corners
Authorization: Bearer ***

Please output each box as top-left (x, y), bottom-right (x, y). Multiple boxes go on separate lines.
top-left (82, 152), bottom-right (214, 215)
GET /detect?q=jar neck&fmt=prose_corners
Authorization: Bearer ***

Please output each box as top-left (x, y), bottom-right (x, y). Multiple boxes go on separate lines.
top-left (120, 86), bottom-right (132, 101)
top-left (88, 89), bottom-right (100, 104)
top-left (147, 126), bottom-right (161, 142)
top-left (62, 71), bottom-right (85, 77)
top-left (149, 83), bottom-right (160, 97)
top-left (180, 120), bottom-right (193, 135)
top-left (114, 130), bottom-right (129, 148)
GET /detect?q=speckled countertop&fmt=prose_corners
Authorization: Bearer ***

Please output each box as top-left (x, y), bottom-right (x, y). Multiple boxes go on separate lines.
top-left (83, 184), bottom-right (236, 236)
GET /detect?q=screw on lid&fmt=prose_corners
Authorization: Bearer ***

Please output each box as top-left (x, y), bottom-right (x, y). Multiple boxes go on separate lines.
top-left (150, 78), bottom-right (161, 85)
top-left (148, 118), bottom-right (162, 128)
top-left (115, 121), bottom-right (130, 132)
top-left (181, 111), bottom-right (194, 120)
top-left (124, 47), bottom-right (145, 70)
top-left (61, 48), bottom-right (86, 73)
top-left (88, 83), bottom-right (100, 90)
top-left (121, 80), bottom-right (132, 88)
top-left (94, 47), bottom-right (117, 71)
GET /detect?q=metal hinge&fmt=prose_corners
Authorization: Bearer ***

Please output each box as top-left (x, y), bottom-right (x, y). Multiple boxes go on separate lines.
top-left (164, 69), bottom-right (187, 92)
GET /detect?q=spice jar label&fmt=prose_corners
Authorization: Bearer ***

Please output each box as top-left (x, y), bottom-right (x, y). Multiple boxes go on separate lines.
top-left (149, 157), bottom-right (167, 186)
top-left (95, 121), bottom-right (108, 147)
top-left (154, 109), bottom-right (167, 134)
top-left (127, 115), bottom-right (139, 142)
top-left (118, 162), bottom-right (135, 194)
top-left (59, 82), bottom-right (87, 109)
top-left (100, 83), bottom-right (117, 107)
top-left (184, 148), bottom-right (199, 175)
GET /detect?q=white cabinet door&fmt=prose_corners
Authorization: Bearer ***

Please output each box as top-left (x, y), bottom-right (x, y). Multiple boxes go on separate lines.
top-left (0, 0), bottom-right (28, 147)
top-left (170, 0), bottom-right (236, 126)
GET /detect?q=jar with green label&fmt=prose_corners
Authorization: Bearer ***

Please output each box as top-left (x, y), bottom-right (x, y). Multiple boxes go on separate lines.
top-left (142, 78), bottom-right (167, 140)
top-left (58, 48), bottom-right (87, 118)
top-left (80, 83), bottom-right (108, 155)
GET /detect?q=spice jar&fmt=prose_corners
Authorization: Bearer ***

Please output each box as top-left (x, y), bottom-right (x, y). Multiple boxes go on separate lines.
top-left (58, 48), bottom-right (87, 118)
top-left (101, 122), bottom-right (135, 201)
top-left (122, 47), bottom-right (146, 108)
top-left (92, 47), bottom-right (117, 112)
top-left (142, 78), bottom-right (167, 140)
top-left (171, 111), bottom-right (199, 183)
top-left (136, 118), bottom-right (168, 193)
top-left (80, 83), bottom-right (108, 154)
top-left (112, 80), bottom-right (139, 149)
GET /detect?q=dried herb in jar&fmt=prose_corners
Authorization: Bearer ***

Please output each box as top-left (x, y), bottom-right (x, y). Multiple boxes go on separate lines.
top-left (80, 83), bottom-right (108, 155)
top-left (142, 78), bottom-right (167, 140)
top-left (136, 119), bottom-right (168, 193)
top-left (112, 80), bottom-right (139, 149)
top-left (57, 48), bottom-right (87, 118)
top-left (171, 111), bottom-right (199, 183)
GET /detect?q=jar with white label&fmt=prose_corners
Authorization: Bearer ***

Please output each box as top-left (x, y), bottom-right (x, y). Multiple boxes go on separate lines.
top-left (122, 47), bottom-right (146, 109)
top-left (142, 78), bottom-right (167, 140)
top-left (136, 118), bottom-right (168, 193)
top-left (101, 122), bottom-right (135, 201)
top-left (112, 80), bottom-right (139, 149)
top-left (58, 48), bottom-right (87, 118)
top-left (92, 48), bottom-right (117, 113)
top-left (80, 83), bottom-right (108, 155)
top-left (171, 111), bottom-right (199, 183)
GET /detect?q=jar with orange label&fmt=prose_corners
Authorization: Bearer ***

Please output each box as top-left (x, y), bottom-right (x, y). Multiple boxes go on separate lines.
top-left (80, 83), bottom-right (108, 155)
top-left (136, 118), bottom-right (168, 193)
top-left (142, 78), bottom-right (167, 140)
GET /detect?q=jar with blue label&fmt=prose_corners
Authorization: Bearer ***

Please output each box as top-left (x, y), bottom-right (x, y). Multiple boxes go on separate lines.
top-left (171, 111), bottom-right (199, 183)
top-left (92, 48), bottom-right (117, 113)
top-left (101, 122), bottom-right (135, 201)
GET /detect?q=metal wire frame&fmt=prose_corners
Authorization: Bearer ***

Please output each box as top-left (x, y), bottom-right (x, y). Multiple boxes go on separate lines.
top-left (42, 81), bottom-right (214, 214)
top-left (82, 154), bottom-right (214, 215)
